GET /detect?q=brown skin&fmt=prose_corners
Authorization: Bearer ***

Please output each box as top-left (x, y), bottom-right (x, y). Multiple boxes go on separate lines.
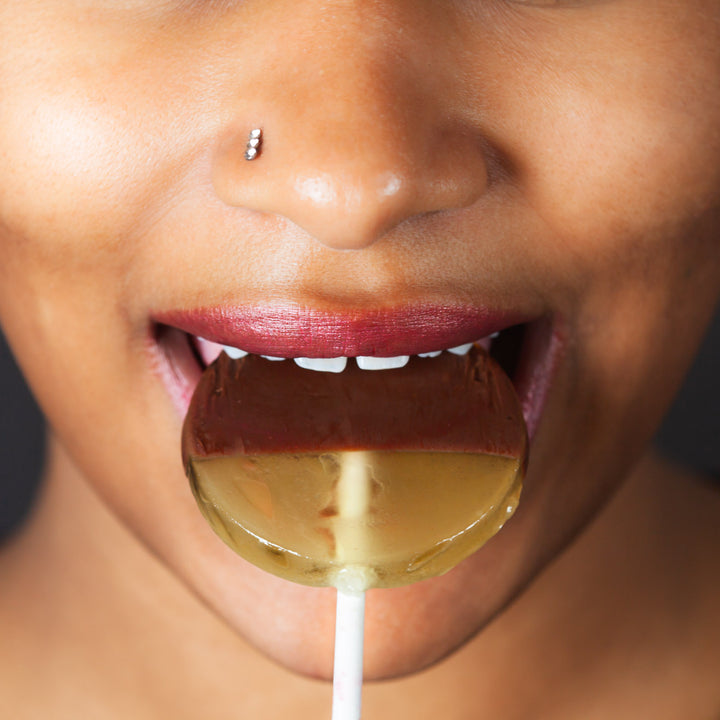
top-left (0, 0), bottom-right (719, 716)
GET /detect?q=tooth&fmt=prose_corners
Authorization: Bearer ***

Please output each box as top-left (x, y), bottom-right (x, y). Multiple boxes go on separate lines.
top-left (356, 355), bottom-right (410, 370)
top-left (261, 355), bottom-right (286, 361)
top-left (447, 342), bottom-right (474, 356)
top-left (417, 350), bottom-right (442, 358)
top-left (221, 344), bottom-right (249, 360)
top-left (294, 357), bottom-right (348, 373)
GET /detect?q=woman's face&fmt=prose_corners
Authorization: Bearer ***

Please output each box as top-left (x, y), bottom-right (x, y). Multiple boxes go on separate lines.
top-left (1, 0), bottom-right (719, 679)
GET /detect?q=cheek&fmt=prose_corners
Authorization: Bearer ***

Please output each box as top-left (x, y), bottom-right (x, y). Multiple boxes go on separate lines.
top-left (528, 90), bottom-right (720, 256)
top-left (521, 56), bottom-right (720, 372)
top-left (0, 83), bottom-right (150, 246)
top-left (478, 7), bottom-right (720, 288)
top-left (0, 32), bottom-right (212, 356)
top-left (0, 18), bottom-right (214, 255)
top-left (0, 86), bottom-right (129, 359)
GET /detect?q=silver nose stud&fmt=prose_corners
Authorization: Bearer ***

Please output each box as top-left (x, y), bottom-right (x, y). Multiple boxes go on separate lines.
top-left (245, 128), bottom-right (262, 161)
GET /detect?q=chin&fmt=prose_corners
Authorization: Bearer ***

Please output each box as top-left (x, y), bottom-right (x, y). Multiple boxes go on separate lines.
top-left (170, 493), bottom-right (542, 682)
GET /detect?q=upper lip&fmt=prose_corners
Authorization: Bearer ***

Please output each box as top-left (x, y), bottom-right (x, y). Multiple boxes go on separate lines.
top-left (155, 303), bottom-right (528, 358)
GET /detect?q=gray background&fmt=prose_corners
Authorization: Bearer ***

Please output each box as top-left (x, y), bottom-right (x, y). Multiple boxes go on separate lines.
top-left (1, 310), bottom-right (719, 539)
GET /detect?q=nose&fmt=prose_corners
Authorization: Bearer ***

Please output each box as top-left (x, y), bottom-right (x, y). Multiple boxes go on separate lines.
top-left (211, 4), bottom-right (489, 250)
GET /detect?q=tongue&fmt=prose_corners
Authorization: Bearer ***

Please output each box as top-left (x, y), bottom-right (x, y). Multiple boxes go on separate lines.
top-left (182, 347), bottom-right (526, 461)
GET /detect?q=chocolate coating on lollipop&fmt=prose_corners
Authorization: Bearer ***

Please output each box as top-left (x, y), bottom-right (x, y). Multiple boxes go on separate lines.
top-left (182, 347), bottom-right (527, 463)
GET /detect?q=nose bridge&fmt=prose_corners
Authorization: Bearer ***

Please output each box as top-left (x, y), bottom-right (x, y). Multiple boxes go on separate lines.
top-left (279, 33), bottom-right (442, 244)
top-left (280, 24), bottom-right (420, 207)
top-left (212, 3), bottom-right (488, 249)
top-left (293, 37), bottom-right (416, 180)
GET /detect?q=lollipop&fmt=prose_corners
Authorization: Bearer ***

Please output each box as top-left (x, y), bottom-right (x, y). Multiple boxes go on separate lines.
top-left (182, 346), bottom-right (527, 719)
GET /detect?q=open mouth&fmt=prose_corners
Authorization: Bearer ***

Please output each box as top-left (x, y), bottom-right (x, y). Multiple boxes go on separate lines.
top-left (191, 334), bottom-right (493, 372)
top-left (151, 306), bottom-right (559, 439)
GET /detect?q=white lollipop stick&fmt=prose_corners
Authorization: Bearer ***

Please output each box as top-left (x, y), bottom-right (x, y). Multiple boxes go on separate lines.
top-left (332, 588), bottom-right (366, 720)
top-left (332, 451), bottom-right (371, 720)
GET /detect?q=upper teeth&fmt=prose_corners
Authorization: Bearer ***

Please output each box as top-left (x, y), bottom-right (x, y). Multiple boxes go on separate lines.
top-left (294, 356), bottom-right (348, 373)
top-left (223, 345), bottom-right (249, 360)
top-left (446, 342), bottom-right (474, 356)
top-left (355, 355), bottom-right (410, 371)
top-left (196, 336), bottom-right (494, 373)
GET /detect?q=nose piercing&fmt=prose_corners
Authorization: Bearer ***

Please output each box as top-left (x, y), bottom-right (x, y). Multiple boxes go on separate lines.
top-left (245, 128), bottom-right (262, 161)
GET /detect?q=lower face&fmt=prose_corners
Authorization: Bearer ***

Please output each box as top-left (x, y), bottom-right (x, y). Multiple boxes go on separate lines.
top-left (0, 0), bottom-right (719, 680)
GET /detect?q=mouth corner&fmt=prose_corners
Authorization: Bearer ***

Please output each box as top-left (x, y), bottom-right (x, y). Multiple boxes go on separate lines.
top-left (151, 323), bottom-right (205, 417)
top-left (505, 317), bottom-right (561, 440)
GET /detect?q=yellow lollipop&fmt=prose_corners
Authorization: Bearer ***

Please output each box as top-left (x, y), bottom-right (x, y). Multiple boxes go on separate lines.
top-left (182, 346), bottom-right (527, 719)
